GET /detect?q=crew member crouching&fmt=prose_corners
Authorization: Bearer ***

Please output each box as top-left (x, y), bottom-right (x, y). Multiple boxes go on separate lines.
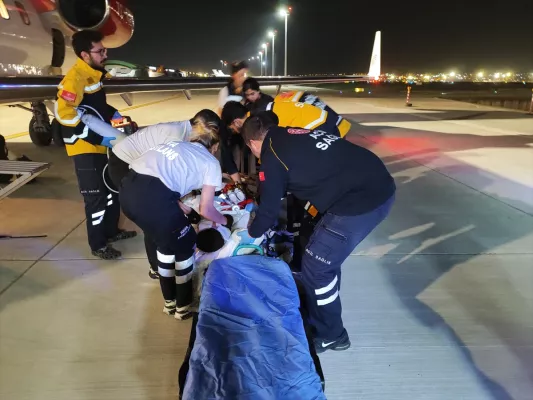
top-left (119, 130), bottom-right (233, 320)
top-left (109, 109), bottom-right (220, 279)
top-left (239, 112), bottom-right (396, 353)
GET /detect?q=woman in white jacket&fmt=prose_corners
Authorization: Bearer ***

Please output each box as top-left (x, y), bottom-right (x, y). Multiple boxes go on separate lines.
top-left (110, 109), bottom-right (221, 280)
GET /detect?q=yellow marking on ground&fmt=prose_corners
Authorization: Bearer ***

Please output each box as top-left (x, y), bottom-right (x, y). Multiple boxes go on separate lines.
top-left (3, 94), bottom-right (182, 140)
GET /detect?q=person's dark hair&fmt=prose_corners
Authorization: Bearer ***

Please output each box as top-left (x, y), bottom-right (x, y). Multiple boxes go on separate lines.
top-left (221, 101), bottom-right (248, 127)
top-left (250, 109), bottom-right (279, 125)
top-left (72, 30), bottom-right (104, 58)
top-left (230, 61), bottom-right (248, 75)
top-left (196, 229), bottom-right (225, 252)
top-left (243, 77), bottom-right (260, 92)
top-left (242, 111), bottom-right (277, 144)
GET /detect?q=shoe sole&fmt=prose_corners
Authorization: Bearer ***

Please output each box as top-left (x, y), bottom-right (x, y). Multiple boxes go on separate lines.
top-left (315, 340), bottom-right (351, 354)
top-left (175, 312), bottom-right (193, 321)
top-left (331, 342), bottom-right (351, 351)
top-left (148, 271), bottom-right (160, 280)
top-left (91, 252), bottom-right (122, 260)
top-left (108, 232), bottom-right (137, 243)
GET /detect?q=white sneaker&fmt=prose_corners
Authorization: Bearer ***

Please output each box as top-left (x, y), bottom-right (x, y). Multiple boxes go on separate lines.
top-left (174, 305), bottom-right (193, 321)
top-left (163, 300), bottom-right (176, 315)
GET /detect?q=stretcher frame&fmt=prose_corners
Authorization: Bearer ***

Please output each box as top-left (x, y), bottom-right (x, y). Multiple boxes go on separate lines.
top-left (0, 160), bottom-right (51, 200)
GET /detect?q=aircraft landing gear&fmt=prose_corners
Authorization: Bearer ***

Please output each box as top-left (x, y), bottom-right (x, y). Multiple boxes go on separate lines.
top-left (50, 118), bottom-right (64, 147)
top-left (25, 102), bottom-right (64, 147)
top-left (28, 102), bottom-right (52, 146)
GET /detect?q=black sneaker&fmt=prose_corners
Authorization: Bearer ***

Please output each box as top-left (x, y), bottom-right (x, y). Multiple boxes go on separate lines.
top-left (91, 245), bottom-right (122, 260)
top-left (313, 329), bottom-right (351, 354)
top-left (148, 267), bottom-right (160, 280)
top-left (108, 230), bottom-right (137, 243)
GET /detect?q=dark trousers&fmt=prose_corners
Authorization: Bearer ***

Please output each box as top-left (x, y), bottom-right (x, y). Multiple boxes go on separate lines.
top-left (301, 195), bottom-right (395, 341)
top-left (108, 151), bottom-right (159, 271)
top-left (73, 153), bottom-right (121, 251)
top-left (107, 150), bottom-right (130, 190)
top-left (120, 171), bottom-right (196, 309)
top-left (287, 194), bottom-right (319, 272)
top-left (144, 233), bottom-right (158, 270)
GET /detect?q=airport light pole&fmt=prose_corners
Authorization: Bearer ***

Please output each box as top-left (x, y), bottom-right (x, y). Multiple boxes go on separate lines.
top-left (268, 30), bottom-right (276, 76)
top-left (258, 51), bottom-right (263, 76)
top-left (278, 7), bottom-right (291, 76)
top-left (262, 43), bottom-right (268, 76)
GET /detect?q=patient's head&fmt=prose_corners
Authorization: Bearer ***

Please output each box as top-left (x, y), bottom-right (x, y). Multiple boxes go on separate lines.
top-left (196, 220), bottom-right (231, 253)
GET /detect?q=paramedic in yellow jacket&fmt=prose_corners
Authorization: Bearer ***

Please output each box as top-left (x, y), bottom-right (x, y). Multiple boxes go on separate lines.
top-left (55, 30), bottom-right (136, 260)
top-left (251, 89), bottom-right (352, 138)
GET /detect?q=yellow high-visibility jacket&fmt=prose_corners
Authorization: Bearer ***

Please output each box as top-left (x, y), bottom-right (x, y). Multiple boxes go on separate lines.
top-left (55, 58), bottom-right (118, 156)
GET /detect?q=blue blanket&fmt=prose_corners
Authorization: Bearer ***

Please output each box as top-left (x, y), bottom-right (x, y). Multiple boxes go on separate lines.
top-left (182, 255), bottom-right (326, 400)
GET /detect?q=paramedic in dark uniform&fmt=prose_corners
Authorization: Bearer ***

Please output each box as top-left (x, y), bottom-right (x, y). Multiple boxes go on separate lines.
top-left (242, 77), bottom-right (274, 112)
top-left (55, 30), bottom-right (135, 260)
top-left (250, 99), bottom-right (352, 269)
top-left (219, 101), bottom-right (249, 182)
top-left (239, 113), bottom-right (396, 353)
top-left (119, 130), bottom-right (233, 321)
top-left (109, 109), bottom-right (220, 279)
top-left (217, 61), bottom-right (248, 114)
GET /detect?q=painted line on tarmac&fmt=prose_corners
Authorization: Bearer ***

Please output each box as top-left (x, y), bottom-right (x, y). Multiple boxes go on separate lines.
top-left (3, 94), bottom-right (182, 140)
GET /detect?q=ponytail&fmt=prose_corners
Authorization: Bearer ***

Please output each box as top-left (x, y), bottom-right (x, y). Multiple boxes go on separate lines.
top-left (189, 109), bottom-right (221, 149)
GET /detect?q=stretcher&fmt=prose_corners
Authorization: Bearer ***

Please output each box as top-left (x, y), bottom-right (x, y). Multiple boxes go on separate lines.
top-left (0, 160), bottom-right (50, 200)
top-left (178, 255), bottom-right (326, 400)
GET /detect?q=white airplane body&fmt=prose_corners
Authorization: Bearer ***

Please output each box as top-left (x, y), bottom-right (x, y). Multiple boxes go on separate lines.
top-left (0, 0), bottom-right (134, 77)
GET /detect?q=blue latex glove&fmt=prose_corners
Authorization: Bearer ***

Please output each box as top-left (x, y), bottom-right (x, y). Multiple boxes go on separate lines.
top-left (244, 202), bottom-right (257, 213)
top-left (101, 136), bottom-right (116, 148)
top-left (236, 229), bottom-right (256, 245)
top-left (112, 111), bottom-right (122, 119)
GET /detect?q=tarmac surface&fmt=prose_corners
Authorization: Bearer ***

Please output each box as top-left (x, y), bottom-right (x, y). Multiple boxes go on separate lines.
top-left (1, 86), bottom-right (532, 399)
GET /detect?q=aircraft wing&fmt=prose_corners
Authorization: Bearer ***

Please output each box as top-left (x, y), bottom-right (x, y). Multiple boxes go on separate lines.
top-left (0, 75), bottom-right (369, 106)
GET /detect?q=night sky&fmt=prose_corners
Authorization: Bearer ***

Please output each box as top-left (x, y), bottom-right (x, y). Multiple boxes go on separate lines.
top-left (112, 0), bottom-right (533, 74)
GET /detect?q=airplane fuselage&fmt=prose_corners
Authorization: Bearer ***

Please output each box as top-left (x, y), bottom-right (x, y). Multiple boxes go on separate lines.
top-left (0, 0), bottom-right (134, 77)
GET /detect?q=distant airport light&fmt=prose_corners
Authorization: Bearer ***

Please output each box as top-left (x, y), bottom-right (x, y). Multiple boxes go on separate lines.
top-left (477, 72), bottom-right (484, 78)
top-left (495, 72), bottom-right (501, 78)
top-left (506, 72), bottom-right (512, 77)
top-left (268, 30), bottom-right (276, 37)
top-left (450, 71), bottom-right (456, 77)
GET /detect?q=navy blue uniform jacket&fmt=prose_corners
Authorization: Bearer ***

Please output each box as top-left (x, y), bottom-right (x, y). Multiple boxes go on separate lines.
top-left (248, 126), bottom-right (396, 238)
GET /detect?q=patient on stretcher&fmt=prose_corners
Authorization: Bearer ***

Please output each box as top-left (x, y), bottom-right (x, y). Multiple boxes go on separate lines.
top-left (181, 187), bottom-right (264, 307)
